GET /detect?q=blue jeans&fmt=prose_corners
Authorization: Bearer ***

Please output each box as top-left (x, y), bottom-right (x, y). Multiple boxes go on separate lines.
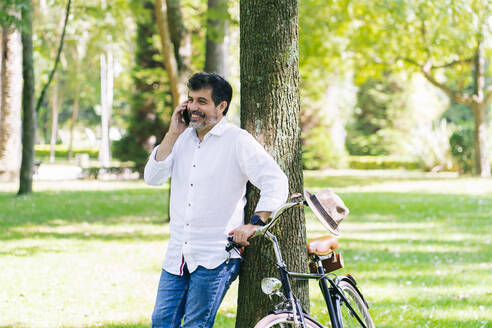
top-left (151, 259), bottom-right (241, 328)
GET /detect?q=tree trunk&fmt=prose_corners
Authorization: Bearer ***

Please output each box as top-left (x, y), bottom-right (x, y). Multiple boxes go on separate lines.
top-left (68, 82), bottom-right (79, 161)
top-left (0, 23), bottom-right (23, 181)
top-left (166, 0), bottom-right (192, 80)
top-left (204, 0), bottom-right (228, 77)
top-left (18, 0), bottom-right (36, 195)
top-left (99, 52), bottom-right (113, 167)
top-left (155, 0), bottom-right (181, 107)
top-left (0, 28), bottom-right (3, 123)
top-left (49, 77), bottom-right (60, 163)
top-left (237, 0), bottom-right (307, 327)
top-left (166, 0), bottom-right (187, 72)
top-left (471, 102), bottom-right (490, 177)
top-left (34, 0), bottom-right (71, 116)
top-left (470, 38), bottom-right (491, 177)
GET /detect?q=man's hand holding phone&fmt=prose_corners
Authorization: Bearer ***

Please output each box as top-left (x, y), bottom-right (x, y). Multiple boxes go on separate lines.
top-left (169, 101), bottom-right (190, 136)
top-left (155, 100), bottom-right (189, 162)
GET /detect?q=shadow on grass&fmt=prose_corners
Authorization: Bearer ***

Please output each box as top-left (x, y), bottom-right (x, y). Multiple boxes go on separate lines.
top-left (0, 188), bottom-right (170, 238)
top-left (0, 227), bottom-right (170, 244)
top-left (303, 173), bottom-right (459, 190)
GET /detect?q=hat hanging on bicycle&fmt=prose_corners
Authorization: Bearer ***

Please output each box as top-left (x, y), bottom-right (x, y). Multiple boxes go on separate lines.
top-left (304, 188), bottom-right (349, 236)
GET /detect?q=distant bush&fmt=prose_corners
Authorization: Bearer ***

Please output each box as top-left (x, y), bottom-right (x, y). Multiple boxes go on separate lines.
top-left (35, 145), bottom-right (99, 159)
top-left (449, 125), bottom-right (474, 174)
top-left (348, 156), bottom-right (419, 170)
top-left (302, 126), bottom-right (347, 170)
top-left (345, 74), bottom-right (410, 156)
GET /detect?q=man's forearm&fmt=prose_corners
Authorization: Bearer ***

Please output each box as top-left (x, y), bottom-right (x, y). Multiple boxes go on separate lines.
top-left (155, 132), bottom-right (180, 162)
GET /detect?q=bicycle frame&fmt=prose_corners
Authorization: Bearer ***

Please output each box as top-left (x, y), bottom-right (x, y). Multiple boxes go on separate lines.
top-left (255, 201), bottom-right (368, 328)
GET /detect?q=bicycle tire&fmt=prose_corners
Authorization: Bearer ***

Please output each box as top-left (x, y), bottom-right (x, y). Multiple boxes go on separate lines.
top-left (254, 312), bottom-right (324, 328)
top-left (335, 280), bottom-right (375, 328)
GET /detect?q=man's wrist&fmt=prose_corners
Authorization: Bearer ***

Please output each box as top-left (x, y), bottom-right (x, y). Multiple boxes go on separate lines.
top-left (250, 214), bottom-right (266, 226)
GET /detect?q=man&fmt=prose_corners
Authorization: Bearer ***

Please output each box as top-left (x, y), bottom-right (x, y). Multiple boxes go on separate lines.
top-left (144, 72), bottom-right (288, 328)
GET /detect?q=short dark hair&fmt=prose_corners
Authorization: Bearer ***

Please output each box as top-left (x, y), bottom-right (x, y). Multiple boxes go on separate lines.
top-left (187, 72), bottom-right (233, 115)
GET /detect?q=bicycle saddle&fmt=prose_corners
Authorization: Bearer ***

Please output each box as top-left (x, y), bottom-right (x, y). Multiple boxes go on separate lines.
top-left (306, 235), bottom-right (338, 256)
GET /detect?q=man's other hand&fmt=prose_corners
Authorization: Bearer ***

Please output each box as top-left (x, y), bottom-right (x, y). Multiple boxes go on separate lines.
top-left (228, 224), bottom-right (259, 246)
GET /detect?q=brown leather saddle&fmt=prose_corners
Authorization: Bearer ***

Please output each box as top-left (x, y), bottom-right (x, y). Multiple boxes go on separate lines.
top-left (306, 235), bottom-right (338, 256)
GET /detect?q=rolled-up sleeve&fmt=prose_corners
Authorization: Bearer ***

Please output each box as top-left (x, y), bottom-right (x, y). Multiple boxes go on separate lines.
top-left (144, 145), bottom-right (174, 186)
top-left (236, 132), bottom-right (289, 212)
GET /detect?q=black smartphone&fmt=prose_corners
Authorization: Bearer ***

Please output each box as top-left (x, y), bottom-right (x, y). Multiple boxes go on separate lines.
top-left (183, 109), bottom-right (190, 125)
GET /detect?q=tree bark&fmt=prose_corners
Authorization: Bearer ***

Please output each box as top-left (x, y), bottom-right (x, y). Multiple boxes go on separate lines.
top-left (0, 23), bottom-right (22, 181)
top-left (49, 77), bottom-right (60, 163)
top-left (204, 0), bottom-right (228, 77)
top-left (237, 0), bottom-right (307, 327)
top-left (18, 0), bottom-right (36, 195)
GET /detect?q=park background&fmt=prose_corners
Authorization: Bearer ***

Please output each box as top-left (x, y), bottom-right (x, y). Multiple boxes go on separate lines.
top-left (1, 0), bottom-right (491, 327)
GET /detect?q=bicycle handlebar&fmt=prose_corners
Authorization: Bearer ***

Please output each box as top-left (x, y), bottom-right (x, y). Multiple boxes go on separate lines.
top-left (225, 198), bottom-right (307, 253)
top-left (254, 199), bottom-right (306, 236)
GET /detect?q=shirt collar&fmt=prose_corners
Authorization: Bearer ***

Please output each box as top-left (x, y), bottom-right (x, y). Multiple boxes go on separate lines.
top-left (207, 117), bottom-right (229, 136)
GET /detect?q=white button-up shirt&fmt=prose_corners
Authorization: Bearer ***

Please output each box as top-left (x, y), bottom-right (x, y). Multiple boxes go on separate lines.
top-left (144, 118), bottom-right (288, 275)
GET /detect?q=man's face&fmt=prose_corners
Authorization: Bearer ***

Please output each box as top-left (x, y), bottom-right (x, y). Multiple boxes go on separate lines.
top-left (187, 88), bottom-right (225, 131)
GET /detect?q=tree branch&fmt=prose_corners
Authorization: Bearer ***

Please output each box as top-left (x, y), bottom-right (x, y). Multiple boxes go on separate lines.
top-left (421, 65), bottom-right (472, 106)
top-left (34, 0), bottom-right (71, 113)
top-left (431, 58), bottom-right (473, 69)
top-left (399, 57), bottom-right (422, 67)
top-left (399, 56), bottom-right (473, 106)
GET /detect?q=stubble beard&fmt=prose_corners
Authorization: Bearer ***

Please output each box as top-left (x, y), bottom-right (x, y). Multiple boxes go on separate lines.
top-left (190, 114), bottom-right (218, 132)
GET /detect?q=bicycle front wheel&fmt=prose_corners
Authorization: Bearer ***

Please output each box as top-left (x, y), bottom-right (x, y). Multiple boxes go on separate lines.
top-left (336, 280), bottom-right (375, 328)
top-left (254, 312), bottom-right (324, 328)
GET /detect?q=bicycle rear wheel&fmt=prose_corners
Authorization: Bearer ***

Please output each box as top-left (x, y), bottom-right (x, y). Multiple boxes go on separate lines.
top-left (335, 280), bottom-right (374, 328)
top-left (254, 312), bottom-right (323, 328)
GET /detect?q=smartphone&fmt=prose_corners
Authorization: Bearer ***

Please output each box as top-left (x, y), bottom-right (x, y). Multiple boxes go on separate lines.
top-left (182, 109), bottom-right (190, 125)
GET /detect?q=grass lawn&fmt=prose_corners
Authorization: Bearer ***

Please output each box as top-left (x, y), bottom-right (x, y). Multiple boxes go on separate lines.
top-left (1, 170), bottom-right (491, 327)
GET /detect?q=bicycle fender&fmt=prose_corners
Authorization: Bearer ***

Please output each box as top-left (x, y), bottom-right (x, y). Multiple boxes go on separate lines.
top-left (266, 310), bottom-right (325, 327)
top-left (339, 275), bottom-right (370, 309)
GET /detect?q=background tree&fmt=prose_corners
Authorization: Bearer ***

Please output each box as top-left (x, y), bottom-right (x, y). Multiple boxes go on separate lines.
top-left (18, 0), bottom-right (35, 194)
top-left (154, 0), bottom-right (192, 108)
top-left (204, 0), bottom-right (229, 76)
top-left (236, 0), bottom-right (308, 327)
top-left (49, 74), bottom-right (61, 163)
top-left (330, 0), bottom-right (492, 177)
top-left (113, 0), bottom-right (169, 174)
top-left (18, 0), bottom-right (71, 194)
top-left (0, 9), bottom-right (22, 181)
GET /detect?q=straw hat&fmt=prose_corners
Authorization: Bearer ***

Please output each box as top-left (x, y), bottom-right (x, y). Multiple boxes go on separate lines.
top-left (304, 188), bottom-right (349, 236)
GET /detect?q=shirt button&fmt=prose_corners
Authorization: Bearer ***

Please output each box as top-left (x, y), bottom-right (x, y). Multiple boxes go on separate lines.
top-left (198, 146), bottom-right (201, 149)
top-left (184, 241), bottom-right (188, 244)
top-left (190, 183), bottom-right (193, 187)
top-left (193, 165), bottom-right (196, 168)
top-left (186, 223), bottom-right (190, 226)
top-left (188, 203), bottom-right (191, 206)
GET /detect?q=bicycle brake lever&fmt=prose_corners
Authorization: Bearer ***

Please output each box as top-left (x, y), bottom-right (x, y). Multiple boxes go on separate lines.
top-left (225, 236), bottom-right (244, 252)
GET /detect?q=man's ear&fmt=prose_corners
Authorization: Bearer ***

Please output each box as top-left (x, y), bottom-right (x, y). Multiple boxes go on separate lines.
top-left (217, 101), bottom-right (227, 115)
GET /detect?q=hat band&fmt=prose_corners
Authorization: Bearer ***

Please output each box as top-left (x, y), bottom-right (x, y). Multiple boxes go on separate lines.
top-left (309, 195), bottom-right (338, 231)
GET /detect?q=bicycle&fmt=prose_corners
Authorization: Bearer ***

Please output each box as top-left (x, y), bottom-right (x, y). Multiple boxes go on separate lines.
top-left (226, 192), bottom-right (375, 328)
